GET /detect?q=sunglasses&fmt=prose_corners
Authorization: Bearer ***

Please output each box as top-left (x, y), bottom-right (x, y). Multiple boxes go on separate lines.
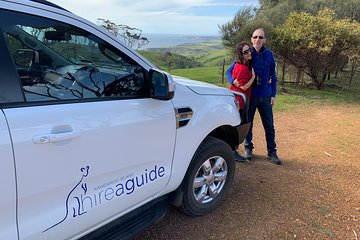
top-left (243, 49), bottom-right (251, 55)
top-left (252, 35), bottom-right (264, 39)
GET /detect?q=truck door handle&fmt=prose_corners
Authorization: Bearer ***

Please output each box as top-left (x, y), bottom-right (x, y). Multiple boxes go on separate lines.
top-left (33, 130), bottom-right (82, 144)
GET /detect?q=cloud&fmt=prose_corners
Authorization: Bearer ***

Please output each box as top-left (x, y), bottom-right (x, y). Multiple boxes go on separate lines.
top-left (49, 0), bottom-right (259, 35)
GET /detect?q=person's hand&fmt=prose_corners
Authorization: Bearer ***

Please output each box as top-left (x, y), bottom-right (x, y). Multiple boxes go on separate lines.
top-left (271, 97), bottom-right (275, 106)
top-left (233, 79), bottom-right (240, 87)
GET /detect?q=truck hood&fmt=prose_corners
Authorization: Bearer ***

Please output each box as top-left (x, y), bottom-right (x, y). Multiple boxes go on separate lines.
top-left (172, 76), bottom-right (232, 96)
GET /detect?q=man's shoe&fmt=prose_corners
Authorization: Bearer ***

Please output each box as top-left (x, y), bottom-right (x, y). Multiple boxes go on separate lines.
top-left (268, 152), bottom-right (282, 165)
top-left (234, 151), bottom-right (246, 162)
top-left (244, 148), bottom-right (252, 160)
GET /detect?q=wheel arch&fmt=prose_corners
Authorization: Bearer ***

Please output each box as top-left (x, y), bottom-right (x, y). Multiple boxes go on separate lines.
top-left (208, 125), bottom-right (240, 151)
top-left (169, 133), bottom-right (236, 208)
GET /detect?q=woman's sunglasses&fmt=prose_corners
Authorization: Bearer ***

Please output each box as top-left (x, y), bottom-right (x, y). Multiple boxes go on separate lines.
top-left (243, 49), bottom-right (251, 55)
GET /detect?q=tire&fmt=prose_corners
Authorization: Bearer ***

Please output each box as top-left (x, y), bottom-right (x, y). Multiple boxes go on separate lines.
top-left (180, 136), bottom-right (235, 216)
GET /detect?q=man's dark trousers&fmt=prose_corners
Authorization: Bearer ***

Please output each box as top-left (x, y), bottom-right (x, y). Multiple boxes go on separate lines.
top-left (244, 96), bottom-right (277, 154)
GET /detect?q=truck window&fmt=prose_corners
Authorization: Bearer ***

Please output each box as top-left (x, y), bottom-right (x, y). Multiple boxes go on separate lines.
top-left (1, 9), bottom-right (148, 102)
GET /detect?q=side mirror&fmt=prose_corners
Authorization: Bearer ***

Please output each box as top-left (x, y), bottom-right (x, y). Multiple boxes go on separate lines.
top-left (149, 68), bottom-right (176, 100)
top-left (14, 49), bottom-right (39, 68)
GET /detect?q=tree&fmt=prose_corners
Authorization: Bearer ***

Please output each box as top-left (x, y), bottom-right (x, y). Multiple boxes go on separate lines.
top-left (258, 0), bottom-right (360, 86)
top-left (219, 7), bottom-right (254, 51)
top-left (258, 0), bottom-right (304, 27)
top-left (164, 52), bottom-right (172, 71)
top-left (303, 0), bottom-right (360, 22)
top-left (97, 18), bottom-right (119, 36)
top-left (219, 0), bottom-right (360, 88)
top-left (259, 0), bottom-right (282, 9)
top-left (346, 46), bottom-right (360, 85)
top-left (117, 24), bottom-right (149, 50)
top-left (274, 8), bottom-right (360, 89)
top-left (97, 18), bottom-right (149, 50)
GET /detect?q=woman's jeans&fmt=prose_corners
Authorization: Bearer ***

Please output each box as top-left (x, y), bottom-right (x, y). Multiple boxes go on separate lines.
top-left (244, 96), bottom-right (277, 155)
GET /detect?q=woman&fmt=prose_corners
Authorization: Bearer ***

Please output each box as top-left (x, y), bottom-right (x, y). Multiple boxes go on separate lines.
top-left (230, 41), bottom-right (255, 115)
top-left (229, 41), bottom-right (255, 162)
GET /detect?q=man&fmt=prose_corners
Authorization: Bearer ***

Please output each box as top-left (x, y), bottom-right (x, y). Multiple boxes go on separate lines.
top-left (226, 28), bottom-right (282, 165)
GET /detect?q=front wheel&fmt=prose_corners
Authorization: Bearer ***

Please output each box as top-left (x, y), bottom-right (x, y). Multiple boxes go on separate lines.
top-left (180, 136), bottom-right (235, 216)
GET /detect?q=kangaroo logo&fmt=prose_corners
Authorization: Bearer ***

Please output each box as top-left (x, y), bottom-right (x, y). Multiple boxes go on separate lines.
top-left (43, 166), bottom-right (90, 232)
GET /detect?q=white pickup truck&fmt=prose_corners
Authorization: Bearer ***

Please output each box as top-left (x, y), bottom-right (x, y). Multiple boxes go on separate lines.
top-left (0, 0), bottom-right (249, 239)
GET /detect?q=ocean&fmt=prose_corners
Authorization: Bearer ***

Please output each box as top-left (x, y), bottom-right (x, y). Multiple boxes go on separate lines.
top-left (141, 33), bottom-right (220, 49)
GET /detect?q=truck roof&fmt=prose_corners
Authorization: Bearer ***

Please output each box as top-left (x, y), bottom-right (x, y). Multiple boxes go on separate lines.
top-left (28, 0), bottom-right (69, 12)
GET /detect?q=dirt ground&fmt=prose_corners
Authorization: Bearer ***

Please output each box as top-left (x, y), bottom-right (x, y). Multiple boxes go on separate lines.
top-left (135, 105), bottom-right (360, 240)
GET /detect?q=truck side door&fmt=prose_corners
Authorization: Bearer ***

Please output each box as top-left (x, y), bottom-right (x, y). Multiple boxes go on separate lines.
top-left (0, 8), bottom-right (175, 240)
top-left (0, 111), bottom-right (18, 240)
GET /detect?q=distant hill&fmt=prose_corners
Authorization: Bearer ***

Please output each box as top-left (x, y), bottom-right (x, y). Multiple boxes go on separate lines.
top-left (138, 51), bottom-right (201, 71)
top-left (195, 48), bottom-right (233, 67)
top-left (139, 40), bottom-right (233, 70)
top-left (145, 40), bottom-right (223, 56)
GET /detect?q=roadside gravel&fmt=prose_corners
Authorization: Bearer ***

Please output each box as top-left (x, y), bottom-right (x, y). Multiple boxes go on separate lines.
top-left (135, 105), bottom-right (360, 240)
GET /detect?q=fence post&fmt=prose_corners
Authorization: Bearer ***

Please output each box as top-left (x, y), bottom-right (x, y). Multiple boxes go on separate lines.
top-left (221, 58), bottom-right (225, 85)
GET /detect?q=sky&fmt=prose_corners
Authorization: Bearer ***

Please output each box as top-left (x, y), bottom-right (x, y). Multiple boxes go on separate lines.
top-left (49, 0), bottom-right (259, 36)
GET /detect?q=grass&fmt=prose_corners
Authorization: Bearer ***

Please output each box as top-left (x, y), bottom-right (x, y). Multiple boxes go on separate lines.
top-left (168, 65), bottom-right (360, 111)
top-left (312, 222), bottom-right (335, 238)
top-left (279, 83), bottom-right (359, 104)
top-left (312, 204), bottom-right (333, 214)
top-left (142, 41), bottom-right (360, 109)
top-left (273, 93), bottom-right (313, 111)
top-left (142, 38), bottom-right (359, 102)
